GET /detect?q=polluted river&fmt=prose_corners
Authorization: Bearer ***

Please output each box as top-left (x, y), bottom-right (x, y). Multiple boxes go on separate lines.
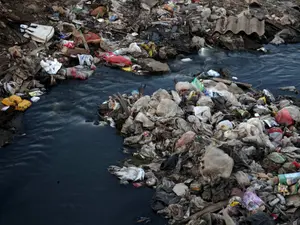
top-left (1, 44), bottom-right (300, 225)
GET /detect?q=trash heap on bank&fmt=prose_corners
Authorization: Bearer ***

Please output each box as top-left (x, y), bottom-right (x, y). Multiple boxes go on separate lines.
top-left (100, 74), bottom-right (300, 225)
top-left (2, 0), bottom-right (300, 114)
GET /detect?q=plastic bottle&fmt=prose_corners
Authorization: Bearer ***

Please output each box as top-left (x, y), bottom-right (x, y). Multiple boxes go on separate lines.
top-left (278, 172), bottom-right (300, 185)
top-left (191, 78), bottom-right (205, 92)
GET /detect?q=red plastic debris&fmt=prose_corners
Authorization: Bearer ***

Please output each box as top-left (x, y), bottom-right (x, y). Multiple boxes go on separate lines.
top-left (102, 52), bottom-right (132, 67)
top-left (292, 161), bottom-right (300, 169)
top-left (275, 108), bottom-right (294, 126)
top-left (90, 6), bottom-right (107, 17)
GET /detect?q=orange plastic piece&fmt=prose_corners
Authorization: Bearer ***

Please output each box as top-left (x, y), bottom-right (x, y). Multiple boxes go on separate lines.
top-left (16, 100), bottom-right (32, 111)
top-left (1, 95), bottom-right (22, 107)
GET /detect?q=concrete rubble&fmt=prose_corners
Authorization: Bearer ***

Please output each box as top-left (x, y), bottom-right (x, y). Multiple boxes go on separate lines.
top-left (102, 73), bottom-right (300, 224)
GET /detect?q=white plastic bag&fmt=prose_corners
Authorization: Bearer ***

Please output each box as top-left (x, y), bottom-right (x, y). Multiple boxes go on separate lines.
top-left (108, 166), bottom-right (145, 182)
top-left (194, 106), bottom-right (211, 123)
top-left (200, 146), bottom-right (234, 181)
top-left (78, 54), bottom-right (94, 66)
top-left (40, 58), bottom-right (62, 75)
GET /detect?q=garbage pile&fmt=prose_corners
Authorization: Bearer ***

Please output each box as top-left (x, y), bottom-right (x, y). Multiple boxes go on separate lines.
top-left (1, 0), bottom-right (300, 147)
top-left (102, 74), bottom-right (300, 224)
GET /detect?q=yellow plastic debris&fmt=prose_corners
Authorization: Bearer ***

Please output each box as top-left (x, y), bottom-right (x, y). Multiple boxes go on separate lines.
top-left (1, 95), bottom-right (22, 107)
top-left (230, 201), bottom-right (240, 207)
top-left (9, 95), bottom-right (22, 104)
top-left (259, 96), bottom-right (267, 104)
top-left (122, 67), bottom-right (132, 72)
top-left (16, 100), bottom-right (32, 111)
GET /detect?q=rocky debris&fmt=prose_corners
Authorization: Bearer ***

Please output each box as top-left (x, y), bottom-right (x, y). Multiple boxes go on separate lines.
top-left (103, 73), bottom-right (300, 224)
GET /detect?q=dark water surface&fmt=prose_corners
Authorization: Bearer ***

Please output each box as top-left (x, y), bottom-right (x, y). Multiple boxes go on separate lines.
top-left (1, 45), bottom-right (300, 225)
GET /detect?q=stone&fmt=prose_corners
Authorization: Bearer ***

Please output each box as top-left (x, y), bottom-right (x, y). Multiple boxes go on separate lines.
top-left (138, 58), bottom-right (170, 73)
top-left (173, 183), bottom-right (188, 196)
top-left (191, 36), bottom-right (205, 49)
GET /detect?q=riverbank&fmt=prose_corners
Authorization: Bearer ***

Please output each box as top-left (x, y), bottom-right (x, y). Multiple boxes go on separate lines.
top-left (1, 0), bottom-right (300, 147)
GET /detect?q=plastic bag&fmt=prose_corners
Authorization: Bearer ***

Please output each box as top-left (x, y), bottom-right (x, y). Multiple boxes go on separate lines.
top-left (276, 106), bottom-right (300, 126)
top-left (196, 96), bottom-right (214, 109)
top-left (200, 146), bottom-right (234, 180)
top-left (139, 142), bottom-right (157, 159)
top-left (194, 106), bottom-right (211, 123)
top-left (131, 96), bottom-right (150, 112)
top-left (160, 154), bottom-right (179, 171)
top-left (234, 171), bottom-right (250, 187)
top-left (175, 131), bottom-right (196, 149)
top-left (1, 95), bottom-right (22, 107)
top-left (78, 54), bottom-right (94, 66)
top-left (207, 69), bottom-right (220, 77)
top-left (15, 99), bottom-right (32, 111)
top-left (175, 81), bottom-right (195, 92)
top-left (242, 191), bottom-right (264, 212)
top-left (108, 166), bottom-right (145, 182)
top-left (268, 127), bottom-right (283, 147)
top-left (65, 66), bottom-right (94, 80)
top-left (173, 183), bottom-right (188, 196)
top-left (216, 120), bottom-right (233, 131)
top-left (206, 87), bottom-right (241, 107)
top-left (102, 52), bottom-right (132, 67)
top-left (40, 58), bottom-right (62, 75)
top-left (156, 99), bottom-right (183, 118)
top-left (128, 43), bottom-right (142, 53)
top-left (135, 112), bottom-right (154, 128)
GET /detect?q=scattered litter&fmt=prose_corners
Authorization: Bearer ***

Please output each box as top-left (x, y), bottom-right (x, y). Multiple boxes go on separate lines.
top-left (181, 58), bottom-right (192, 62)
top-left (207, 69), bottom-right (220, 77)
top-left (102, 72), bottom-right (300, 224)
top-left (31, 97), bottom-right (40, 102)
top-left (1, 106), bottom-right (10, 111)
top-left (22, 24), bottom-right (54, 43)
top-left (108, 166), bottom-right (145, 183)
top-left (40, 58), bottom-right (62, 75)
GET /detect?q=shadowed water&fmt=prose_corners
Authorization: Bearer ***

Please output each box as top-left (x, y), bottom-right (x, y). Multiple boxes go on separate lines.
top-left (0, 44), bottom-right (300, 225)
